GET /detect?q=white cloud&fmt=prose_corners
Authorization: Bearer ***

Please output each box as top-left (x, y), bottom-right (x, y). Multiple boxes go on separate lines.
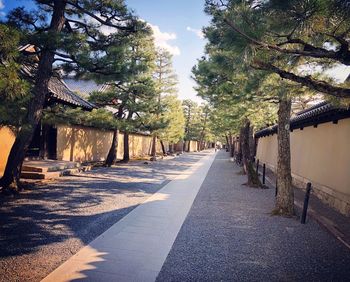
top-left (149, 23), bottom-right (181, 56)
top-left (99, 25), bottom-right (114, 36)
top-left (78, 17), bottom-right (181, 56)
top-left (0, 1), bottom-right (4, 10)
top-left (326, 65), bottom-right (350, 83)
top-left (186, 26), bottom-right (204, 39)
top-left (299, 63), bottom-right (350, 83)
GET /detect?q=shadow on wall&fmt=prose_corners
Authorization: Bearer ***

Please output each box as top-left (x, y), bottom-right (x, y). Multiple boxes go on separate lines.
top-left (57, 125), bottom-right (113, 162)
top-left (0, 127), bottom-right (16, 177)
top-left (57, 125), bottom-right (170, 163)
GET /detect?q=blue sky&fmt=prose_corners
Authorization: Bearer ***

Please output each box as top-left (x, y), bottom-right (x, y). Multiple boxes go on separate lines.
top-left (126, 0), bottom-right (209, 102)
top-left (1, 0), bottom-right (209, 102)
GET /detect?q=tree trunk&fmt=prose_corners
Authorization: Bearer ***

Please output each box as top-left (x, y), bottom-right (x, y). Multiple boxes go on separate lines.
top-left (231, 137), bottom-right (235, 157)
top-left (228, 134), bottom-right (234, 157)
top-left (249, 126), bottom-right (255, 160)
top-left (238, 128), bottom-right (244, 170)
top-left (123, 132), bottom-right (130, 162)
top-left (225, 135), bottom-right (229, 151)
top-left (275, 97), bottom-right (294, 215)
top-left (241, 120), bottom-right (262, 188)
top-left (151, 135), bottom-right (157, 161)
top-left (0, 0), bottom-right (67, 191)
top-left (105, 129), bottom-right (119, 167)
top-left (160, 140), bottom-right (166, 155)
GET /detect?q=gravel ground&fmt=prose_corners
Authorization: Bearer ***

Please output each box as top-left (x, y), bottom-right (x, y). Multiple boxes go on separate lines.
top-left (261, 164), bottom-right (350, 245)
top-left (157, 150), bottom-right (350, 281)
top-left (0, 152), bottom-right (207, 282)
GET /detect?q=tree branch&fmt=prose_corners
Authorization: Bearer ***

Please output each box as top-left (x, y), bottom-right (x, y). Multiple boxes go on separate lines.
top-left (66, 1), bottom-right (136, 32)
top-left (66, 18), bottom-right (113, 43)
top-left (252, 60), bottom-right (350, 98)
top-left (222, 17), bottom-right (350, 65)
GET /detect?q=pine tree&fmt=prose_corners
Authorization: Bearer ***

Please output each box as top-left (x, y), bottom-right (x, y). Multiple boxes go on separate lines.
top-left (205, 0), bottom-right (350, 97)
top-left (91, 29), bottom-right (157, 163)
top-left (149, 48), bottom-right (179, 160)
top-left (0, 24), bottom-right (30, 131)
top-left (0, 0), bottom-right (141, 190)
top-left (158, 94), bottom-right (185, 154)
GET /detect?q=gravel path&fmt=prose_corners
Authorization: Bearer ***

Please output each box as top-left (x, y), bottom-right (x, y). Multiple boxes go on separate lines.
top-left (261, 164), bottom-right (350, 247)
top-left (157, 150), bottom-right (350, 281)
top-left (0, 152), bottom-right (207, 282)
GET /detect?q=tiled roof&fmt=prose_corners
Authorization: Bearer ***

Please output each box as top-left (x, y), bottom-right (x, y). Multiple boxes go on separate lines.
top-left (48, 76), bottom-right (96, 110)
top-left (17, 45), bottom-right (96, 110)
top-left (255, 102), bottom-right (350, 138)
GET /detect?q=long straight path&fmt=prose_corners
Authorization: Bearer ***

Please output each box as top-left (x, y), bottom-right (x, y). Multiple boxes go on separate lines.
top-left (42, 150), bottom-right (350, 281)
top-left (42, 151), bottom-right (216, 282)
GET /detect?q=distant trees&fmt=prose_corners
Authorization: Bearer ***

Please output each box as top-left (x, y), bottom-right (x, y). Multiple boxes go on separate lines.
top-left (149, 48), bottom-right (183, 160)
top-left (182, 99), bottom-right (199, 151)
top-left (158, 94), bottom-right (185, 153)
top-left (182, 100), bottom-right (213, 151)
top-left (192, 55), bottom-right (275, 188)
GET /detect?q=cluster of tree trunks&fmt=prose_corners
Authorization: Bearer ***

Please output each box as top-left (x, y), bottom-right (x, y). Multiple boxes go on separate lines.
top-left (226, 134), bottom-right (236, 158)
top-left (240, 120), bottom-right (262, 188)
top-left (99, 129), bottom-right (172, 166)
top-left (228, 98), bottom-right (294, 215)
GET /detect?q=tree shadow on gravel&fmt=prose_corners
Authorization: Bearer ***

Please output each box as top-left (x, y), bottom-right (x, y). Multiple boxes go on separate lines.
top-left (0, 204), bottom-right (138, 258)
top-left (0, 152), bottom-right (208, 259)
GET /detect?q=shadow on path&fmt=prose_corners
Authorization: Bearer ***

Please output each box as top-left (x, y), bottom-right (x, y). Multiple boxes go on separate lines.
top-left (0, 151), bottom-right (210, 282)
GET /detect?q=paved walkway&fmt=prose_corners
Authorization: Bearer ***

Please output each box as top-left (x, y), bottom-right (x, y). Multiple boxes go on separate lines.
top-left (0, 152), bottom-right (208, 282)
top-left (42, 151), bottom-right (350, 281)
top-left (42, 152), bottom-right (216, 282)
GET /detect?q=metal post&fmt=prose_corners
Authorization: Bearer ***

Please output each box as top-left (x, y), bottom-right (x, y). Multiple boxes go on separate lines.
top-left (275, 178), bottom-right (278, 197)
top-left (256, 159), bottom-right (259, 174)
top-left (301, 182), bottom-right (312, 224)
top-left (262, 164), bottom-right (266, 185)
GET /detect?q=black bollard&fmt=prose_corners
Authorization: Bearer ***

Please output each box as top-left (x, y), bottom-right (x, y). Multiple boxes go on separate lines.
top-left (275, 178), bottom-right (278, 197)
top-left (256, 159), bottom-right (259, 174)
top-left (301, 182), bottom-right (312, 224)
top-left (262, 164), bottom-right (266, 185)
